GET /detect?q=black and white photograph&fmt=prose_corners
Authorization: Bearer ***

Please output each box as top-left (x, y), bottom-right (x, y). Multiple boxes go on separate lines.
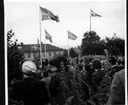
top-left (5, 0), bottom-right (126, 105)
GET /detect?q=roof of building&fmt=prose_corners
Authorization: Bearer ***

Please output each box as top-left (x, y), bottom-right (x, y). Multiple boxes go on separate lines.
top-left (19, 44), bottom-right (64, 53)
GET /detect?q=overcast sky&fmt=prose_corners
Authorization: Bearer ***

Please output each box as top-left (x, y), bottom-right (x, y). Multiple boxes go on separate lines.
top-left (6, 0), bottom-right (126, 49)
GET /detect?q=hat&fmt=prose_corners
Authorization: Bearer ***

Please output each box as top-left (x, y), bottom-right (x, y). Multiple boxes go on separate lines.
top-left (22, 61), bottom-right (37, 74)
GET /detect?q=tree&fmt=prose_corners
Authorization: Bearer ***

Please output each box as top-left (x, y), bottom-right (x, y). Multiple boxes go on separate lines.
top-left (81, 31), bottom-right (100, 45)
top-left (105, 36), bottom-right (125, 56)
top-left (7, 30), bottom-right (25, 86)
top-left (81, 31), bottom-right (102, 55)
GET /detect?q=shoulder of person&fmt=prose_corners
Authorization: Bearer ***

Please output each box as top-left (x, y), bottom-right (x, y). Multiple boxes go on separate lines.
top-left (115, 69), bottom-right (125, 80)
top-left (13, 79), bottom-right (24, 86)
top-left (111, 65), bottom-right (119, 70)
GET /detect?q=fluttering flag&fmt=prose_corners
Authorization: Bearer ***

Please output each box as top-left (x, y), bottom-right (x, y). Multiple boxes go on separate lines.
top-left (40, 6), bottom-right (59, 22)
top-left (91, 9), bottom-right (101, 17)
top-left (68, 31), bottom-right (77, 40)
top-left (45, 30), bottom-right (52, 43)
top-left (31, 45), bottom-right (39, 51)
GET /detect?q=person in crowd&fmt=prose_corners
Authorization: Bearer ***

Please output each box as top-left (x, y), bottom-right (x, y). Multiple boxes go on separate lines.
top-left (108, 56), bottom-right (124, 80)
top-left (91, 59), bottom-right (105, 92)
top-left (91, 59), bottom-right (105, 105)
top-left (41, 70), bottom-right (52, 104)
top-left (107, 69), bottom-right (125, 105)
top-left (49, 56), bottom-right (90, 105)
top-left (11, 60), bottom-right (49, 105)
top-left (36, 69), bottom-right (42, 80)
top-left (49, 56), bottom-right (72, 105)
top-left (84, 63), bottom-right (93, 88)
top-left (117, 57), bottom-right (125, 69)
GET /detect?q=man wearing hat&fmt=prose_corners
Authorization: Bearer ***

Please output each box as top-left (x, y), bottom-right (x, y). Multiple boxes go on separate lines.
top-left (11, 61), bottom-right (49, 105)
top-left (92, 59), bottom-right (105, 92)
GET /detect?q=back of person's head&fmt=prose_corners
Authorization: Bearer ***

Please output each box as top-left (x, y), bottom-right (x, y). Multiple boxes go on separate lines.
top-left (108, 56), bottom-right (116, 65)
top-left (50, 55), bottom-right (67, 70)
top-left (92, 59), bottom-right (101, 69)
top-left (44, 59), bottom-right (49, 66)
top-left (65, 65), bottom-right (70, 72)
top-left (43, 70), bottom-right (48, 77)
top-left (22, 60), bottom-right (37, 77)
top-left (84, 63), bottom-right (91, 72)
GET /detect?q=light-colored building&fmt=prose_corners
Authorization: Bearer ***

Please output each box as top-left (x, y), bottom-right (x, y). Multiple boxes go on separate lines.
top-left (19, 44), bottom-right (64, 60)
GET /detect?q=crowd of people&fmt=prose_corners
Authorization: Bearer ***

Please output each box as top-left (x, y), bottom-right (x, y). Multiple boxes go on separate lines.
top-left (9, 55), bottom-right (125, 105)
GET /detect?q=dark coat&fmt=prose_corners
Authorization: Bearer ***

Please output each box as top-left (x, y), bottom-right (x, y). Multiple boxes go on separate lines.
top-left (92, 70), bottom-right (105, 92)
top-left (49, 71), bottom-right (74, 105)
top-left (11, 77), bottom-right (49, 105)
top-left (107, 69), bottom-right (125, 105)
top-left (49, 70), bottom-right (90, 105)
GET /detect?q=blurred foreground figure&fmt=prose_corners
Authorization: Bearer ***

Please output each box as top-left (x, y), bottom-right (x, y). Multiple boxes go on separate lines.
top-left (49, 56), bottom-right (90, 105)
top-left (107, 69), bottom-right (125, 105)
top-left (11, 61), bottom-right (49, 105)
top-left (92, 59), bottom-right (105, 92)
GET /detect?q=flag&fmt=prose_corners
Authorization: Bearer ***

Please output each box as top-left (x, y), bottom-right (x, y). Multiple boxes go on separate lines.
top-left (45, 30), bottom-right (52, 43)
top-left (91, 9), bottom-right (101, 17)
top-left (68, 31), bottom-right (77, 40)
top-left (31, 45), bottom-right (39, 51)
top-left (40, 6), bottom-right (59, 22)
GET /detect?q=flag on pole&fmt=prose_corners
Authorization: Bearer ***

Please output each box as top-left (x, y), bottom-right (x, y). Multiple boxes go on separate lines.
top-left (40, 6), bottom-right (59, 22)
top-left (31, 45), bottom-right (39, 51)
top-left (91, 9), bottom-right (101, 17)
top-left (68, 31), bottom-right (77, 40)
top-left (45, 30), bottom-right (52, 43)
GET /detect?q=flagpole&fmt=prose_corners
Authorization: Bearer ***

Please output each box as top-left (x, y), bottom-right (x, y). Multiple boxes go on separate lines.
top-left (68, 30), bottom-right (70, 58)
top-left (39, 5), bottom-right (42, 68)
top-left (90, 9), bottom-right (91, 34)
top-left (37, 38), bottom-right (40, 60)
top-left (44, 31), bottom-right (47, 59)
top-left (68, 38), bottom-right (69, 58)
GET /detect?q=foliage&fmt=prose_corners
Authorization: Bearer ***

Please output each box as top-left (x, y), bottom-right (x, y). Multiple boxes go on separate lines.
top-left (61, 70), bottom-right (89, 105)
top-left (96, 72), bottom-right (111, 105)
top-left (82, 31), bottom-right (100, 45)
top-left (7, 30), bottom-right (25, 86)
top-left (81, 31), bottom-right (106, 55)
top-left (105, 36), bottom-right (125, 56)
top-left (81, 30), bottom-right (125, 56)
